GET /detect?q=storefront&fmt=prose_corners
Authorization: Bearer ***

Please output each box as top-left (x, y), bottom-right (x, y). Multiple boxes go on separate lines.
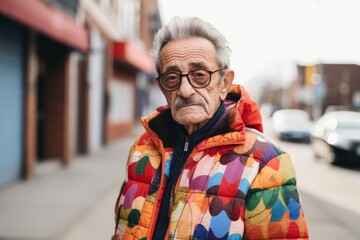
top-left (0, 16), bottom-right (25, 186)
top-left (0, 0), bottom-right (88, 185)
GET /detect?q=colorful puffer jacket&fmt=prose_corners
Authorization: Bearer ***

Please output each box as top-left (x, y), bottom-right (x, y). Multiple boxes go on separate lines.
top-left (113, 85), bottom-right (309, 240)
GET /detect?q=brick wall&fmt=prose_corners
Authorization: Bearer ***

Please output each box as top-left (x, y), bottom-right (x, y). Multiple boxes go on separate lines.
top-left (39, 37), bottom-right (72, 165)
top-left (77, 55), bottom-right (90, 153)
top-left (322, 64), bottom-right (360, 110)
top-left (23, 34), bottom-right (74, 178)
top-left (23, 32), bottom-right (37, 179)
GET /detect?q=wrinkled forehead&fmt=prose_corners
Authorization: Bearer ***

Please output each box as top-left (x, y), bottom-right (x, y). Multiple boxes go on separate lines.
top-left (159, 37), bottom-right (218, 72)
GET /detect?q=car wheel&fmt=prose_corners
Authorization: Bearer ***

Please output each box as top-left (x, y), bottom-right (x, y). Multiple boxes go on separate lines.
top-left (280, 134), bottom-right (285, 141)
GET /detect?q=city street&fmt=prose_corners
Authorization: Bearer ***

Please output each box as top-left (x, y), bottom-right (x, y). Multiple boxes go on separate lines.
top-left (1, 0), bottom-right (360, 240)
top-left (263, 118), bottom-right (360, 239)
top-left (1, 122), bottom-right (360, 239)
top-left (63, 119), bottom-right (360, 240)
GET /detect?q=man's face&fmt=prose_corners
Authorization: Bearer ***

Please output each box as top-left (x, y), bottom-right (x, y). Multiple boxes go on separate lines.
top-left (158, 37), bottom-right (233, 129)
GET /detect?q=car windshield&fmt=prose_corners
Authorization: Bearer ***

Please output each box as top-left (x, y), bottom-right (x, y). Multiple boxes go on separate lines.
top-left (336, 121), bottom-right (360, 129)
top-left (323, 111), bottom-right (360, 130)
top-left (275, 110), bottom-right (310, 121)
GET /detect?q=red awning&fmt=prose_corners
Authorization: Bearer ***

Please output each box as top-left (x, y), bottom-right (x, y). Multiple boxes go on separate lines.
top-left (113, 42), bottom-right (155, 74)
top-left (0, 0), bottom-right (89, 51)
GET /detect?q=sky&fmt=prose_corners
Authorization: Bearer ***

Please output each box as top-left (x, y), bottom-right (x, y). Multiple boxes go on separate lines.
top-left (157, 0), bottom-right (360, 100)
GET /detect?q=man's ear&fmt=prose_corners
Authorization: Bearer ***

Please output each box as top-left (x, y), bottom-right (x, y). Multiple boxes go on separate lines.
top-left (220, 69), bottom-right (234, 100)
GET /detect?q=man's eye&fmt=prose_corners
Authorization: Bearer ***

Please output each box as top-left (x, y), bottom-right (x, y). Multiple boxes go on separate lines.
top-left (165, 73), bottom-right (180, 82)
top-left (191, 70), bottom-right (207, 79)
top-left (194, 72), bottom-right (206, 78)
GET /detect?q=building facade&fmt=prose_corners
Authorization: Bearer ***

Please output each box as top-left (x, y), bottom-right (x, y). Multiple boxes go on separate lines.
top-left (0, 0), bottom-right (161, 187)
top-left (296, 64), bottom-right (360, 119)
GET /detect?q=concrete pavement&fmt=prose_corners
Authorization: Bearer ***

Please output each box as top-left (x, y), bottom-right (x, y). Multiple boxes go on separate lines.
top-left (0, 125), bottom-right (359, 239)
top-left (0, 125), bottom-right (142, 240)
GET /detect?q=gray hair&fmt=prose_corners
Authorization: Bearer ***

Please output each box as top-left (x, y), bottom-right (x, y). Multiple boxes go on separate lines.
top-left (152, 17), bottom-right (232, 74)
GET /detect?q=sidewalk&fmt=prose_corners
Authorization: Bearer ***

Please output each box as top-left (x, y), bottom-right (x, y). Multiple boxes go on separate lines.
top-left (0, 126), bottom-right (143, 240)
top-left (0, 125), bottom-right (359, 240)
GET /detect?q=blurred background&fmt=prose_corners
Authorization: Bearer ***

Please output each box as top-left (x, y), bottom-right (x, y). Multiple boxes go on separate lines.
top-left (1, 0), bottom-right (360, 239)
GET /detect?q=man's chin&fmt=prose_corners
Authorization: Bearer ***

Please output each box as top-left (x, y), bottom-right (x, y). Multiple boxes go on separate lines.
top-left (174, 113), bottom-right (208, 126)
top-left (172, 106), bottom-right (209, 123)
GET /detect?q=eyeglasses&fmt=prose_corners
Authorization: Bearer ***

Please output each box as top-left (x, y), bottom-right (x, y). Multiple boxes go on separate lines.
top-left (156, 66), bottom-right (227, 91)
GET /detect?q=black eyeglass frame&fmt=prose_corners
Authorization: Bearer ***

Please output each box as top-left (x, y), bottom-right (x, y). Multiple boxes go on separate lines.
top-left (156, 66), bottom-right (227, 91)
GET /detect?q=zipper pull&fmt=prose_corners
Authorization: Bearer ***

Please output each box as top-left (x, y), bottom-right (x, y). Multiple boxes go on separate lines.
top-left (184, 136), bottom-right (189, 152)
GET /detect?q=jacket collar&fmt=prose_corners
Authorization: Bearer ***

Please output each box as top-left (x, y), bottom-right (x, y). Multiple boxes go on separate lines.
top-left (140, 84), bottom-right (262, 149)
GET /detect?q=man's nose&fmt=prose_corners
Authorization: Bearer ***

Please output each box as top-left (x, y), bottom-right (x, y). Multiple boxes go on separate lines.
top-left (177, 76), bottom-right (195, 97)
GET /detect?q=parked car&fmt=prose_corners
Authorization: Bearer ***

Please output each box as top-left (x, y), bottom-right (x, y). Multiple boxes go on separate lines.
top-left (272, 109), bottom-right (312, 142)
top-left (311, 111), bottom-right (360, 164)
top-left (324, 105), bottom-right (351, 113)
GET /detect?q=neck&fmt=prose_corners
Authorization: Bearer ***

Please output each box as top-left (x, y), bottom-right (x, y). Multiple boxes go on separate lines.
top-left (184, 121), bottom-right (207, 135)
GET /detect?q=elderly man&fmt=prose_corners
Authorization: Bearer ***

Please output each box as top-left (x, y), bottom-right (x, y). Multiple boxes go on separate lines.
top-left (113, 17), bottom-right (308, 240)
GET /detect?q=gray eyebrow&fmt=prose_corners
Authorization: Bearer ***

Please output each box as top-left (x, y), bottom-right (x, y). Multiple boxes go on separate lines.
top-left (163, 62), bottom-right (209, 73)
top-left (163, 65), bottom-right (181, 73)
top-left (188, 62), bottom-right (208, 69)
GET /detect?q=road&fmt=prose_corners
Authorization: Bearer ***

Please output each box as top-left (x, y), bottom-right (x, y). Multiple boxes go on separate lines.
top-left (263, 118), bottom-right (360, 239)
top-left (58, 121), bottom-right (360, 240)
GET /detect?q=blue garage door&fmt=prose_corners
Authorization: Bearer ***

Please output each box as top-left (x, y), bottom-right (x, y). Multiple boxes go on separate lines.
top-left (0, 17), bottom-right (24, 187)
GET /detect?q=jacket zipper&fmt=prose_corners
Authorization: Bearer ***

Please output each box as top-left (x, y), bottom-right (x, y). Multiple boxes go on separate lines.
top-left (153, 135), bottom-right (191, 240)
top-left (184, 136), bottom-right (189, 152)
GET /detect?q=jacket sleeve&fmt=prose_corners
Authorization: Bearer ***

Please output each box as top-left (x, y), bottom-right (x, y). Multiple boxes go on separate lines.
top-left (243, 152), bottom-right (309, 239)
top-left (112, 139), bottom-right (139, 240)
